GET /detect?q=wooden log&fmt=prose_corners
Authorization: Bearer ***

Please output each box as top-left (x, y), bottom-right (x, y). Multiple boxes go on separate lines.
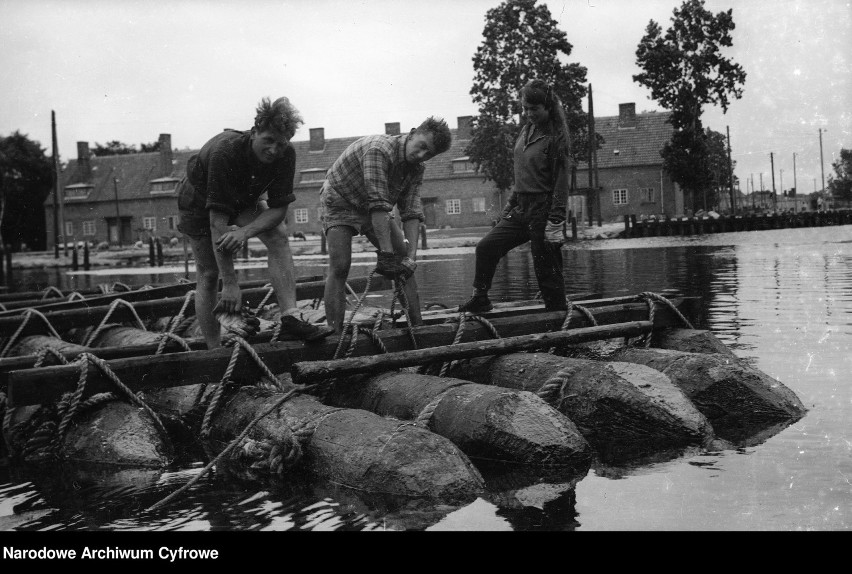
top-left (653, 328), bottom-right (735, 356)
top-left (325, 371), bottom-right (592, 466)
top-left (0, 274), bottom-right (326, 315)
top-left (0, 275), bottom-right (391, 337)
top-left (4, 335), bottom-right (89, 358)
top-left (4, 298), bottom-right (696, 407)
top-left (292, 321), bottom-right (654, 385)
top-left (204, 387), bottom-right (485, 503)
top-left (608, 347), bottom-right (807, 443)
top-left (447, 352), bottom-right (713, 458)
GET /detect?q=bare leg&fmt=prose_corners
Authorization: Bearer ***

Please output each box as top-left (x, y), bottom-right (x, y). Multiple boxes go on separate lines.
top-left (324, 225), bottom-right (355, 333)
top-left (187, 235), bottom-right (222, 349)
top-left (255, 220), bottom-right (297, 312)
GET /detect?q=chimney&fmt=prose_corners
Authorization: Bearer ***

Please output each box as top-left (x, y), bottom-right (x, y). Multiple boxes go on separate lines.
top-left (76, 141), bottom-right (92, 182)
top-left (309, 128), bottom-right (325, 151)
top-left (457, 116), bottom-right (473, 140)
top-left (385, 122), bottom-right (400, 136)
top-left (158, 133), bottom-right (173, 176)
top-left (618, 103), bottom-right (636, 128)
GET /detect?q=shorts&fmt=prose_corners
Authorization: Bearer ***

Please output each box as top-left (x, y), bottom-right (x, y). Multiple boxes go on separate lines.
top-left (176, 176), bottom-right (238, 239)
top-left (320, 184), bottom-right (376, 235)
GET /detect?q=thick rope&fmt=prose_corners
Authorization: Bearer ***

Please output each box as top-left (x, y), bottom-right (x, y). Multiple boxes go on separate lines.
top-left (66, 291), bottom-right (86, 302)
top-left (147, 382), bottom-right (322, 511)
top-left (84, 299), bottom-right (148, 347)
top-left (536, 369), bottom-right (571, 405)
top-left (52, 353), bottom-right (168, 455)
top-left (33, 346), bottom-right (72, 368)
top-left (155, 290), bottom-right (196, 354)
top-left (251, 284), bottom-right (275, 315)
top-left (0, 308), bottom-right (64, 358)
top-left (438, 312), bottom-right (467, 378)
top-left (154, 332), bottom-right (193, 354)
top-left (414, 381), bottom-right (470, 428)
top-left (41, 286), bottom-right (64, 300)
top-left (637, 291), bottom-right (695, 347)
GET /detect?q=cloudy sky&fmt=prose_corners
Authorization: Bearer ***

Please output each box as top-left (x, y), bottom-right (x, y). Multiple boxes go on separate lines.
top-left (1, 0), bottom-right (849, 194)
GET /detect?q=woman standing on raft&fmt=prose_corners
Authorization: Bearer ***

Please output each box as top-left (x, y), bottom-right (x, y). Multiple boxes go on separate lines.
top-left (458, 79), bottom-right (573, 314)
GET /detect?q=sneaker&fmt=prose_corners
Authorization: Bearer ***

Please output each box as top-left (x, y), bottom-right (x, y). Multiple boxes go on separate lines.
top-left (279, 314), bottom-right (334, 342)
top-left (458, 294), bottom-right (493, 313)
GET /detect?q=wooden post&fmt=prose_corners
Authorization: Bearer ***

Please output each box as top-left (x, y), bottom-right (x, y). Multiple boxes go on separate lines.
top-left (241, 240), bottom-right (249, 260)
top-left (0, 245), bottom-right (6, 286)
top-left (420, 223), bottom-right (428, 250)
top-left (148, 237), bottom-right (155, 267)
top-left (630, 215), bottom-right (638, 237)
top-left (321, 230), bottom-right (327, 255)
top-left (623, 214), bottom-right (630, 238)
top-left (183, 235), bottom-right (190, 279)
top-left (156, 238), bottom-right (164, 266)
top-left (72, 242), bottom-right (79, 271)
top-left (83, 241), bottom-right (90, 271)
top-left (571, 216), bottom-right (577, 240)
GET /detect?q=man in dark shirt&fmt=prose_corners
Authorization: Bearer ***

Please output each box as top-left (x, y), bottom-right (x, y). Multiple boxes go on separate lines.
top-left (177, 96), bottom-right (332, 348)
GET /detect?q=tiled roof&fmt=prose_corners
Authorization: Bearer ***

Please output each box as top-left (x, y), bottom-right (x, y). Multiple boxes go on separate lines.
top-left (577, 110), bottom-right (674, 170)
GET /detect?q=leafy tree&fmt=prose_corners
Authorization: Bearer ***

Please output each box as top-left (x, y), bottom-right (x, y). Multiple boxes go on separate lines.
top-left (140, 141), bottom-right (162, 153)
top-left (91, 140), bottom-right (138, 156)
top-left (466, 0), bottom-right (592, 202)
top-left (634, 0), bottom-right (746, 211)
top-left (0, 132), bottom-right (53, 251)
top-left (827, 149), bottom-right (852, 203)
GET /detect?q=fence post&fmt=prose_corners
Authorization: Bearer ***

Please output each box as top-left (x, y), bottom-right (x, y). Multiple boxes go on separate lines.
top-left (83, 241), bottom-right (90, 270)
top-left (156, 238), bottom-right (164, 266)
top-left (183, 235), bottom-right (190, 279)
top-left (148, 237), bottom-right (156, 267)
top-left (623, 214), bottom-right (630, 238)
top-left (241, 240), bottom-right (249, 260)
top-left (321, 231), bottom-right (327, 255)
top-left (72, 242), bottom-right (79, 271)
top-left (420, 223), bottom-right (428, 250)
top-left (571, 216), bottom-right (577, 240)
top-left (0, 245), bottom-right (6, 287)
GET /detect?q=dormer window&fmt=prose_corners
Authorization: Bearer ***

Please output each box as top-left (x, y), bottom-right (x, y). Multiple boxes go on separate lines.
top-left (64, 183), bottom-right (93, 200)
top-left (452, 157), bottom-right (476, 174)
top-left (300, 168), bottom-right (327, 184)
top-left (150, 177), bottom-right (179, 194)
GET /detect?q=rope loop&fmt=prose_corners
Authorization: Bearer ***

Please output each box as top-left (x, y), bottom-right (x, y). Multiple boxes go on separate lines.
top-left (414, 381), bottom-right (469, 428)
top-left (66, 291), bottom-right (86, 302)
top-left (0, 308), bottom-right (64, 358)
top-left (637, 291), bottom-right (694, 347)
top-left (536, 370), bottom-right (571, 405)
top-left (84, 299), bottom-right (148, 347)
top-left (41, 286), bottom-right (65, 300)
top-left (33, 346), bottom-right (72, 368)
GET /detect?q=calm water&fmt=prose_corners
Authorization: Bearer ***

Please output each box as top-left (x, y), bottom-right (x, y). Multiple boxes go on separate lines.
top-left (1, 225), bottom-right (850, 531)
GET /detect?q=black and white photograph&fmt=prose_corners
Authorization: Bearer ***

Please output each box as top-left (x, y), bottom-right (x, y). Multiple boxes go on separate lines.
top-left (0, 0), bottom-right (849, 537)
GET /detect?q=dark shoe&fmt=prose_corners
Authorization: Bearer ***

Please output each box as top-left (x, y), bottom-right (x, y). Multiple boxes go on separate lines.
top-left (279, 314), bottom-right (334, 342)
top-left (458, 294), bottom-right (493, 313)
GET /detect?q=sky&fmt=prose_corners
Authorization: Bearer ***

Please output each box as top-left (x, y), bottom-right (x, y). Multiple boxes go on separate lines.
top-left (1, 0), bottom-right (850, 194)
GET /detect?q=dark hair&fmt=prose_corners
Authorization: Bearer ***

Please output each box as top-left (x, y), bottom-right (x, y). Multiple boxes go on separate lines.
top-left (519, 79), bottom-right (571, 157)
top-left (254, 97), bottom-right (304, 140)
top-left (414, 116), bottom-right (452, 155)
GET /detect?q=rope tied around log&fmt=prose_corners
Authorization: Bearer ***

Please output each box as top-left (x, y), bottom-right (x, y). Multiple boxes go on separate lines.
top-left (84, 299), bottom-right (148, 347)
top-left (41, 286), bottom-right (65, 300)
top-left (536, 367), bottom-right (574, 406)
top-left (251, 283), bottom-right (275, 315)
top-left (414, 380), bottom-right (471, 428)
top-left (0, 308), bottom-right (64, 358)
top-left (637, 291), bottom-right (695, 347)
top-left (548, 300), bottom-right (597, 354)
top-left (199, 335), bottom-right (283, 439)
top-left (49, 352), bottom-right (169, 458)
top-left (155, 290), bottom-right (196, 355)
top-left (66, 291), bottom-right (86, 302)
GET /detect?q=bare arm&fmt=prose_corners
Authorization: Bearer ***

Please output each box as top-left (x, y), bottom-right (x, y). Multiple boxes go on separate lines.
top-left (402, 218), bottom-right (419, 260)
top-left (370, 210), bottom-right (394, 253)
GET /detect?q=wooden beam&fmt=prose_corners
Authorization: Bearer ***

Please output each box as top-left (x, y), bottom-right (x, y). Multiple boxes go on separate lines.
top-left (293, 321), bottom-right (653, 384)
top-left (5, 297), bottom-right (695, 407)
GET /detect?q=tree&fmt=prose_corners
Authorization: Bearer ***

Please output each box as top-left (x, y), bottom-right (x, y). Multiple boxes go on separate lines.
top-left (634, 0), bottom-right (746, 211)
top-left (466, 0), bottom-right (592, 201)
top-left (139, 141), bottom-right (162, 153)
top-left (92, 140), bottom-right (138, 156)
top-left (0, 132), bottom-right (53, 251)
top-left (827, 148), bottom-right (852, 203)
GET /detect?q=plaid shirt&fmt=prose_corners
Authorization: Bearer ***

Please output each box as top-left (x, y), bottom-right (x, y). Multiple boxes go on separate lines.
top-left (323, 134), bottom-right (425, 222)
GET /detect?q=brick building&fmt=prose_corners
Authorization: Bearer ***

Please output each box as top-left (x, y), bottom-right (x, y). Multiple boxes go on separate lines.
top-left (45, 104), bottom-right (683, 245)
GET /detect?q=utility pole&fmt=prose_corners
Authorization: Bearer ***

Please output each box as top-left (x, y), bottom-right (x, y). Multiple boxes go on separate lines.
top-left (818, 128), bottom-right (827, 207)
top-left (780, 169), bottom-right (784, 195)
top-left (587, 84), bottom-right (595, 227)
top-left (113, 177), bottom-right (122, 247)
top-left (726, 126), bottom-right (735, 214)
top-left (770, 152), bottom-right (777, 213)
top-left (793, 153), bottom-right (798, 212)
top-left (51, 110), bottom-right (68, 257)
top-left (751, 174), bottom-right (755, 208)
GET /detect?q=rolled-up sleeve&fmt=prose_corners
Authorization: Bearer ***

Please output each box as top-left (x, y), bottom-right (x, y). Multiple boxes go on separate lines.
top-left (204, 148), bottom-right (238, 216)
top-left (397, 170), bottom-right (425, 222)
top-left (362, 146), bottom-right (394, 213)
top-left (266, 146), bottom-right (297, 209)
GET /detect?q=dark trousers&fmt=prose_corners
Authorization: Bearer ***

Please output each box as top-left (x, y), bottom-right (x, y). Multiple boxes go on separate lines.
top-left (472, 193), bottom-right (567, 310)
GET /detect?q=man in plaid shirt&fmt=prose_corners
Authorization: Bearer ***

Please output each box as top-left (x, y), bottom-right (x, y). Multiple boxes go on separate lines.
top-left (321, 117), bottom-right (452, 333)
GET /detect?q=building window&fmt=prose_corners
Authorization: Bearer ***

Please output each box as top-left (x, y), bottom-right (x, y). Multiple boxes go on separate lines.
top-left (446, 199), bottom-right (461, 215)
top-left (166, 215), bottom-right (178, 230)
top-left (64, 184), bottom-right (92, 200)
top-left (612, 189), bottom-right (628, 205)
top-left (639, 187), bottom-right (656, 203)
top-left (143, 217), bottom-right (157, 230)
top-left (294, 208), bottom-right (309, 224)
top-left (472, 197), bottom-right (486, 212)
top-left (82, 220), bottom-right (96, 236)
top-left (150, 178), bottom-right (179, 194)
top-left (299, 169), bottom-right (327, 184)
top-left (65, 221), bottom-right (74, 236)
top-left (452, 157), bottom-right (476, 174)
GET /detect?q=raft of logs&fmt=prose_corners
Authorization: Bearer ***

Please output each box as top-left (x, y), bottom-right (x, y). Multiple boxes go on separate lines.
top-left (0, 279), bottom-right (808, 514)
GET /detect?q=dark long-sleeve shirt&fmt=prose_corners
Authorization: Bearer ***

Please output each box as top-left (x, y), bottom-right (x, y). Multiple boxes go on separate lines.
top-left (507, 123), bottom-right (571, 222)
top-left (181, 129), bottom-right (296, 217)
